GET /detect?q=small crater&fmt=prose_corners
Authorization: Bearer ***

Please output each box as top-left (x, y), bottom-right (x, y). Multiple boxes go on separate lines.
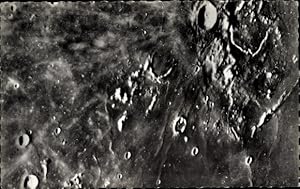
top-left (14, 83), bottom-right (19, 89)
top-left (175, 116), bottom-right (187, 134)
top-left (54, 127), bottom-right (61, 136)
top-left (191, 146), bottom-right (199, 156)
top-left (24, 174), bottom-right (39, 189)
top-left (245, 156), bottom-right (253, 165)
top-left (117, 173), bottom-right (123, 180)
top-left (18, 134), bottom-right (30, 148)
top-left (124, 151), bottom-right (131, 160)
top-left (7, 77), bottom-right (20, 90)
top-left (184, 136), bottom-right (188, 143)
top-left (156, 178), bottom-right (161, 185)
top-left (197, 1), bottom-right (218, 30)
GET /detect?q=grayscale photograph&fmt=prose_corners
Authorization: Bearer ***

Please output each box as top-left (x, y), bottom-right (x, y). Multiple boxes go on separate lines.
top-left (0, 1), bottom-right (299, 188)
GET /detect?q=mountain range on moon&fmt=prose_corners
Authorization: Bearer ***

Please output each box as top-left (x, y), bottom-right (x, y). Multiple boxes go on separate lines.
top-left (0, 1), bottom-right (299, 188)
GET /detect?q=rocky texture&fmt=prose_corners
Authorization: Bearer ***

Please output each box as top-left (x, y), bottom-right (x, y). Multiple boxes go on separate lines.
top-left (0, 1), bottom-right (299, 188)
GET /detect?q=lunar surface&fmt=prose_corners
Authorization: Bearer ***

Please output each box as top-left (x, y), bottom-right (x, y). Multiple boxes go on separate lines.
top-left (0, 1), bottom-right (299, 188)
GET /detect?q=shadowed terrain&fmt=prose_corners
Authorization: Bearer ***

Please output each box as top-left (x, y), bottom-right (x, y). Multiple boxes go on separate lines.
top-left (0, 1), bottom-right (299, 188)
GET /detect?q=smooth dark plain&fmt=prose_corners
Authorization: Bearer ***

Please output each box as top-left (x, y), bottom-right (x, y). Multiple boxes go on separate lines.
top-left (0, 1), bottom-right (299, 188)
